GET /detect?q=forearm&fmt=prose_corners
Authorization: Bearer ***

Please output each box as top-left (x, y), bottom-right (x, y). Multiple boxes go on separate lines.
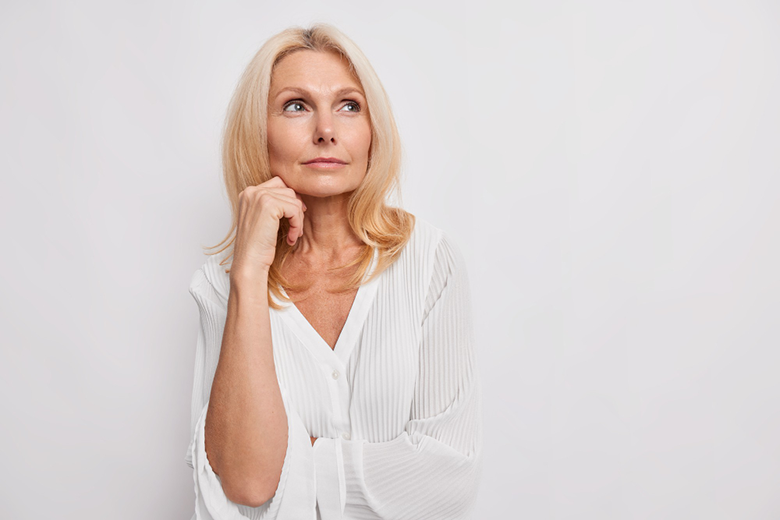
top-left (205, 271), bottom-right (288, 506)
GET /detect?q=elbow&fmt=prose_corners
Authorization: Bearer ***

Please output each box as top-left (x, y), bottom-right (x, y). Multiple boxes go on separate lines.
top-left (224, 483), bottom-right (272, 508)
top-left (221, 470), bottom-right (282, 508)
top-left (207, 446), bottom-right (282, 507)
top-left (201, 416), bottom-right (288, 508)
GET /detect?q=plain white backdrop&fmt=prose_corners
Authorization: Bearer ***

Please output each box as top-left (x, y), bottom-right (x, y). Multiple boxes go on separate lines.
top-left (1, 0), bottom-right (779, 518)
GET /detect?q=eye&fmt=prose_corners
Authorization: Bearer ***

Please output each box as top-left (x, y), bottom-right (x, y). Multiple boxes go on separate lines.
top-left (283, 100), bottom-right (306, 113)
top-left (342, 101), bottom-right (361, 112)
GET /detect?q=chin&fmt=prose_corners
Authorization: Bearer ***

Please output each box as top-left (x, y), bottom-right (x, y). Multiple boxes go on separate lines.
top-left (300, 185), bottom-right (359, 198)
top-left (293, 175), bottom-right (364, 197)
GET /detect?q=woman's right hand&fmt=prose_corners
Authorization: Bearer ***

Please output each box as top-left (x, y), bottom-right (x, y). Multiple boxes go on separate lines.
top-left (229, 175), bottom-right (307, 283)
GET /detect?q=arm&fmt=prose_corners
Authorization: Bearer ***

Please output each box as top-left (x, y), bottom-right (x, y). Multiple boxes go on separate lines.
top-left (186, 266), bottom-right (316, 519)
top-left (311, 231), bottom-right (484, 519)
top-left (208, 269), bottom-right (287, 504)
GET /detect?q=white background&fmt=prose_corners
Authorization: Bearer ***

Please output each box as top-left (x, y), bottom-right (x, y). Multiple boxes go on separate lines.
top-left (1, 1), bottom-right (779, 518)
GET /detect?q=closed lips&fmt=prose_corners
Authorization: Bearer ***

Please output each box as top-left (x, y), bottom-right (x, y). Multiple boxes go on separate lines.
top-left (304, 157), bottom-right (346, 164)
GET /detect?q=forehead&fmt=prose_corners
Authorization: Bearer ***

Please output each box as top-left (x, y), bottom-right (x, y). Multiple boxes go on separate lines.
top-left (270, 49), bottom-right (363, 94)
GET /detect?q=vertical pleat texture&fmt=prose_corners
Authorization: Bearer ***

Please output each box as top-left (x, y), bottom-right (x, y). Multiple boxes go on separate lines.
top-left (270, 316), bottom-right (334, 439)
top-left (349, 230), bottom-right (483, 519)
top-left (184, 218), bottom-right (482, 519)
top-left (186, 268), bottom-right (226, 470)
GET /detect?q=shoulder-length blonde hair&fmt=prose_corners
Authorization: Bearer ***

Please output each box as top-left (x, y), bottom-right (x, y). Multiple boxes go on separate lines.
top-left (204, 23), bottom-right (415, 309)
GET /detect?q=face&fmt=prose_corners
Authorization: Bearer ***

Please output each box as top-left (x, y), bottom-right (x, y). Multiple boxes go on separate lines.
top-left (267, 49), bottom-right (372, 198)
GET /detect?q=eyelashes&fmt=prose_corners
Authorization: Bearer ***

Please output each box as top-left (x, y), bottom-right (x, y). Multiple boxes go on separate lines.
top-left (282, 99), bottom-right (361, 113)
top-left (342, 101), bottom-right (361, 112)
top-left (282, 101), bottom-right (306, 113)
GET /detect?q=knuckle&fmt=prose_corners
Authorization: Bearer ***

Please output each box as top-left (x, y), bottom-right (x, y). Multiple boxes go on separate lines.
top-left (239, 185), bottom-right (256, 198)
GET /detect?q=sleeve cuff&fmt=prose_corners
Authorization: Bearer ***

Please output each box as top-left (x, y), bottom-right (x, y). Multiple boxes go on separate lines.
top-left (312, 436), bottom-right (372, 515)
top-left (190, 400), bottom-right (318, 519)
top-left (191, 402), bottom-right (247, 519)
top-left (185, 438), bottom-right (194, 469)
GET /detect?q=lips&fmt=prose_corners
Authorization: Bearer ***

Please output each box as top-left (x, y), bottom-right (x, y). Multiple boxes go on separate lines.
top-left (303, 157), bottom-right (347, 164)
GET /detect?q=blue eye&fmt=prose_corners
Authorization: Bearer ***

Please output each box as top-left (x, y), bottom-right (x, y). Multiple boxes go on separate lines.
top-left (283, 101), bottom-right (305, 112)
top-left (282, 100), bottom-right (361, 113)
top-left (342, 101), bottom-right (361, 112)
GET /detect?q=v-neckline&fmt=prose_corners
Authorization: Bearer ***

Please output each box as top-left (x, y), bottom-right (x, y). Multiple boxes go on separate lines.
top-left (275, 247), bottom-right (381, 368)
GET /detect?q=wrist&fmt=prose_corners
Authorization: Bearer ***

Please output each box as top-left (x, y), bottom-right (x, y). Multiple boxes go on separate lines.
top-left (229, 269), bottom-right (270, 303)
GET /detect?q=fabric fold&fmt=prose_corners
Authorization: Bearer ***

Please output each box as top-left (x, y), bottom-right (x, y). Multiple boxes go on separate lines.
top-left (190, 397), bottom-right (317, 519)
top-left (312, 437), bottom-right (346, 519)
top-left (310, 378), bottom-right (482, 520)
top-left (308, 227), bottom-right (484, 519)
top-left (184, 219), bottom-right (483, 519)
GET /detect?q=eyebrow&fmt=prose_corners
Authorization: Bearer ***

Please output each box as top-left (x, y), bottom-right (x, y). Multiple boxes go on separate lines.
top-left (273, 86), bottom-right (365, 100)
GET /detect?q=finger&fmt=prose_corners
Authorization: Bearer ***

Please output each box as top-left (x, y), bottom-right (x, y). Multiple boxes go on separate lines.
top-left (267, 191), bottom-right (306, 235)
top-left (292, 191), bottom-right (308, 211)
top-left (262, 187), bottom-right (306, 210)
top-left (255, 187), bottom-right (305, 243)
top-left (269, 189), bottom-right (307, 210)
top-left (266, 175), bottom-right (287, 187)
top-left (265, 191), bottom-right (306, 220)
top-left (275, 197), bottom-right (305, 245)
top-left (271, 186), bottom-right (307, 212)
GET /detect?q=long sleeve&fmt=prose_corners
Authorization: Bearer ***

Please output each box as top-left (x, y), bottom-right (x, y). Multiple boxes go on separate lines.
top-left (311, 231), bottom-right (483, 520)
top-left (185, 267), bottom-right (317, 520)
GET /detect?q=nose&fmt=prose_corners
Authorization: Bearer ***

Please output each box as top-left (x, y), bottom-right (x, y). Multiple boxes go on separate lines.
top-left (313, 111), bottom-right (336, 144)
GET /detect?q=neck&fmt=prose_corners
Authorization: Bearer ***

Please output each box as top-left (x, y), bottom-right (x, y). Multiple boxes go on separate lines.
top-left (295, 193), bottom-right (364, 264)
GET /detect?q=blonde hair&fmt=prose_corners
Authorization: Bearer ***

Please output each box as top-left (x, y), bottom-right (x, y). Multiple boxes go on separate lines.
top-left (204, 23), bottom-right (415, 309)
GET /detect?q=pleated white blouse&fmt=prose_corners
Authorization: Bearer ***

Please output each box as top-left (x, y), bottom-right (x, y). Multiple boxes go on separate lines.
top-left (185, 217), bottom-right (483, 520)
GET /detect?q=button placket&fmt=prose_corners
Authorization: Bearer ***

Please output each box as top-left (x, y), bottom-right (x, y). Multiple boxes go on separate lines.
top-left (326, 363), bottom-right (352, 443)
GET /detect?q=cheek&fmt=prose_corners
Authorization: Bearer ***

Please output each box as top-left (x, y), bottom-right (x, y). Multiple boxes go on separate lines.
top-left (267, 121), bottom-right (301, 161)
top-left (355, 121), bottom-right (372, 160)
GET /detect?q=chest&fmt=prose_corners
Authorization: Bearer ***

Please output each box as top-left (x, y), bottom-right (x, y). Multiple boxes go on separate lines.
top-left (284, 285), bottom-right (359, 351)
top-left (269, 249), bottom-right (426, 442)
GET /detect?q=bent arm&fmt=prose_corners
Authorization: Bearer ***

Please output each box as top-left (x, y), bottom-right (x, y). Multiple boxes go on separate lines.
top-left (186, 266), bottom-right (316, 519)
top-left (312, 379), bottom-right (482, 519)
top-left (206, 269), bottom-right (287, 505)
top-left (312, 231), bottom-right (484, 519)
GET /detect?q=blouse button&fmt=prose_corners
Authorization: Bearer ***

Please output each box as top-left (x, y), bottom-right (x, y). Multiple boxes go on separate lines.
top-left (342, 432), bottom-right (351, 440)
top-left (332, 370), bottom-right (340, 380)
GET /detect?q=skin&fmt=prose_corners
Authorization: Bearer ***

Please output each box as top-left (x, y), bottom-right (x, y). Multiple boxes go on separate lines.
top-left (267, 48), bottom-right (373, 446)
top-left (267, 49), bottom-right (371, 249)
top-left (204, 48), bottom-right (373, 506)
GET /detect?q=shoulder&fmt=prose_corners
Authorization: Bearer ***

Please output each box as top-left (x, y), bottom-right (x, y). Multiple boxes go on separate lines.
top-left (403, 216), bottom-right (456, 266)
top-left (409, 215), bottom-right (465, 254)
top-left (188, 249), bottom-right (232, 310)
top-left (409, 216), bottom-right (467, 276)
top-left (406, 216), bottom-right (470, 304)
top-left (408, 215), bottom-right (443, 248)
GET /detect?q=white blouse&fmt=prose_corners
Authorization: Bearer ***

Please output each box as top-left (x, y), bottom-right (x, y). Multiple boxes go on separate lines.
top-left (185, 217), bottom-right (483, 520)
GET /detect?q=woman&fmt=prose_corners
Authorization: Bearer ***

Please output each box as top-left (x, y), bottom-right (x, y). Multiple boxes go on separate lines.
top-left (185, 23), bottom-right (482, 520)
